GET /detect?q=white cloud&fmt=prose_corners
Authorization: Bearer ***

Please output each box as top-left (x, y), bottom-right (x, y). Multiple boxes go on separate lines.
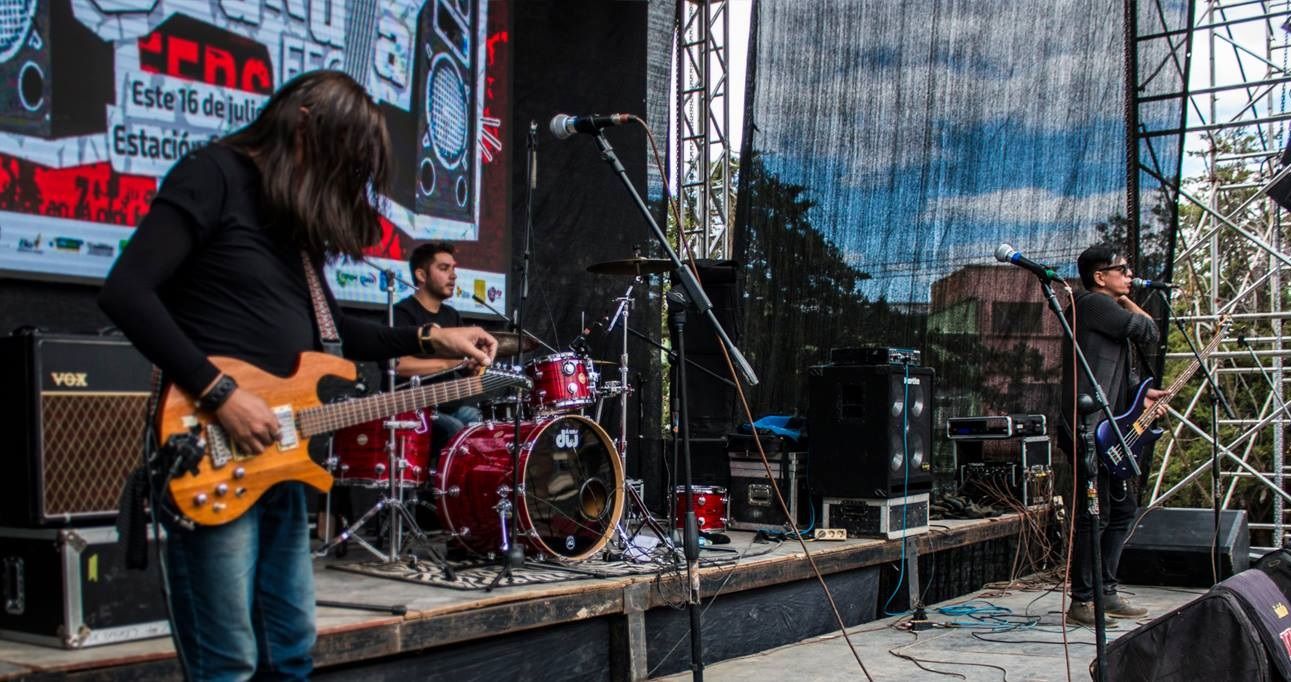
top-left (921, 187), bottom-right (1122, 225)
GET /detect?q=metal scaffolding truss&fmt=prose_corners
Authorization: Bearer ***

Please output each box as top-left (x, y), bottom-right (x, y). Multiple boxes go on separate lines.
top-left (674, 0), bottom-right (733, 259)
top-left (1133, 0), bottom-right (1291, 551)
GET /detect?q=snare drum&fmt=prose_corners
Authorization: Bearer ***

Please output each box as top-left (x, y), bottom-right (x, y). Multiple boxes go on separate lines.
top-left (673, 485), bottom-right (729, 533)
top-left (435, 414), bottom-right (624, 561)
top-left (524, 352), bottom-right (597, 413)
top-left (332, 411), bottom-right (431, 487)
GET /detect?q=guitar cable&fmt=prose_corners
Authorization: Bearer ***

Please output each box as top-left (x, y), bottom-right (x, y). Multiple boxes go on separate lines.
top-left (138, 373), bottom-right (195, 679)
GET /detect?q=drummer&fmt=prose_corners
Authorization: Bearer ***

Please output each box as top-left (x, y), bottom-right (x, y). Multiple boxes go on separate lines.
top-left (394, 242), bottom-right (483, 445)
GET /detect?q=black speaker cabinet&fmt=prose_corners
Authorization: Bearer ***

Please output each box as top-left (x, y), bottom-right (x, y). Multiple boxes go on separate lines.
top-left (0, 0), bottom-right (113, 138)
top-left (0, 331), bottom-right (153, 527)
top-left (413, 0), bottom-right (483, 231)
top-left (807, 364), bottom-right (934, 499)
top-left (1118, 507), bottom-right (1250, 587)
top-left (670, 260), bottom-right (740, 438)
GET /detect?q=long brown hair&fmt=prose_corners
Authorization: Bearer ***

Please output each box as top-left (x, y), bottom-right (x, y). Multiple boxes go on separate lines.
top-left (222, 70), bottom-right (391, 261)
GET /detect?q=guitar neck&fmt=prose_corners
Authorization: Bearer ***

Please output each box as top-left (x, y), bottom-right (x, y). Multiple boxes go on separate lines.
top-left (298, 374), bottom-right (497, 436)
top-left (1139, 320), bottom-right (1228, 425)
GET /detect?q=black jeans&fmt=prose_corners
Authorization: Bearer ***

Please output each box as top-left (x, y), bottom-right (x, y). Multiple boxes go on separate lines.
top-left (1070, 461), bottom-right (1138, 602)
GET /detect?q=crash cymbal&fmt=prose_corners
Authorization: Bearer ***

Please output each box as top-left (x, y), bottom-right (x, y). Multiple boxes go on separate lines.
top-left (493, 331), bottom-right (539, 356)
top-left (586, 257), bottom-right (672, 276)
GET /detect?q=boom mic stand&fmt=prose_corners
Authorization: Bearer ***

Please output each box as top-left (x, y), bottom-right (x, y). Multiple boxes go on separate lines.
top-left (668, 290), bottom-right (704, 681)
top-left (1038, 277), bottom-right (1136, 682)
top-left (589, 131), bottom-right (757, 387)
top-left (1156, 289), bottom-right (1235, 583)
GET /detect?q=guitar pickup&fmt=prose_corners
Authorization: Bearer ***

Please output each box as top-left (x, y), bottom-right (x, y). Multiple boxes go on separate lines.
top-left (273, 406), bottom-right (299, 450)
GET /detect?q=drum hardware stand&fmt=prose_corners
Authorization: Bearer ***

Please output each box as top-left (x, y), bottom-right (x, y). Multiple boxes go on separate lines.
top-left (487, 121), bottom-right (540, 591)
top-left (313, 268), bottom-right (453, 575)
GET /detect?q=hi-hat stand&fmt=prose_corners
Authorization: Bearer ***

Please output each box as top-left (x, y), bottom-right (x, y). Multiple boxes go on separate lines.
top-left (314, 266), bottom-right (449, 572)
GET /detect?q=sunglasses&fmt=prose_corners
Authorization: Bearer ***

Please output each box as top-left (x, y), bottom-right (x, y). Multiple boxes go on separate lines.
top-left (1098, 264), bottom-right (1131, 275)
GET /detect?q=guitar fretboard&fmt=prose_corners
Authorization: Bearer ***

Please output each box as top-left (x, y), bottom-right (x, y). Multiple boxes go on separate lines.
top-left (1134, 316), bottom-right (1230, 431)
top-left (296, 373), bottom-right (518, 436)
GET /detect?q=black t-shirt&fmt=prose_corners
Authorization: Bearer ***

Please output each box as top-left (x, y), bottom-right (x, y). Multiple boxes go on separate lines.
top-left (99, 144), bottom-right (421, 396)
top-left (393, 297), bottom-right (462, 341)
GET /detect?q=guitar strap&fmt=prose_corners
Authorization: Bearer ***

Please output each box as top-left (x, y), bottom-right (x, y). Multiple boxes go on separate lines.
top-left (300, 251), bottom-right (344, 357)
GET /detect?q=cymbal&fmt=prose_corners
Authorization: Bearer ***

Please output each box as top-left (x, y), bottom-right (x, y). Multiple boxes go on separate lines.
top-left (586, 257), bottom-right (672, 276)
top-left (494, 331), bottom-right (539, 356)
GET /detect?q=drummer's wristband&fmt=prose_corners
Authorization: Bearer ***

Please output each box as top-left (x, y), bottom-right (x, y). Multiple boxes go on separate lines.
top-left (417, 323), bottom-right (437, 355)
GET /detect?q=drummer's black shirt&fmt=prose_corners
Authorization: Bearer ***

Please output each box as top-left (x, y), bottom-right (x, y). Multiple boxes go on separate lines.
top-left (393, 297), bottom-right (463, 353)
top-left (99, 144), bottom-right (421, 396)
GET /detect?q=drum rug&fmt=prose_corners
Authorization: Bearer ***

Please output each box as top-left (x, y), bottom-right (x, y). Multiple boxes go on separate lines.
top-left (330, 553), bottom-right (738, 591)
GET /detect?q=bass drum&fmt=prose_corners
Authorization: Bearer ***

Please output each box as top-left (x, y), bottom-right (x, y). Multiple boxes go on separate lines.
top-left (435, 414), bottom-right (624, 561)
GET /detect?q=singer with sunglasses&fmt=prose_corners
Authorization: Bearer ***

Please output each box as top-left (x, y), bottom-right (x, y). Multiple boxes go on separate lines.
top-left (1058, 245), bottom-right (1166, 628)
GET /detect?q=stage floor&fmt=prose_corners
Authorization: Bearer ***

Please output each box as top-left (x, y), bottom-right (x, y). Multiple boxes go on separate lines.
top-left (656, 583), bottom-right (1205, 681)
top-left (0, 512), bottom-right (1036, 680)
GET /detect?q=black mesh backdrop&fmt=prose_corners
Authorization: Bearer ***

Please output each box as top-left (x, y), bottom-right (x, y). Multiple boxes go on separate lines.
top-left (511, 2), bottom-right (665, 501)
top-left (736, 1), bottom-right (1175, 473)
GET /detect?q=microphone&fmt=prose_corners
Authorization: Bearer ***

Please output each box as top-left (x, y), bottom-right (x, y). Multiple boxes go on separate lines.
top-left (1131, 278), bottom-right (1177, 290)
top-left (548, 113), bottom-right (633, 139)
top-left (994, 243), bottom-right (1061, 282)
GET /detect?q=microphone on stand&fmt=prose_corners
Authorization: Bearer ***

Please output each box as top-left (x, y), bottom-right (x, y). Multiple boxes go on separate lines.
top-left (994, 243), bottom-right (1062, 282)
top-left (548, 113), bottom-right (633, 140)
top-left (1131, 278), bottom-right (1177, 291)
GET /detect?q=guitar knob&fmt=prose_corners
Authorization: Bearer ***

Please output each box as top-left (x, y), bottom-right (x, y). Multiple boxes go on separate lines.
top-left (193, 493), bottom-right (208, 507)
top-left (233, 467), bottom-right (246, 480)
top-left (235, 487), bottom-right (247, 497)
top-left (213, 503), bottom-right (226, 513)
top-left (215, 484), bottom-right (229, 497)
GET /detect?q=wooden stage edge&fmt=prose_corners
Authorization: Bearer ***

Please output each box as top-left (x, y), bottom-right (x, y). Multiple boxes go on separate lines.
top-left (0, 512), bottom-right (1034, 681)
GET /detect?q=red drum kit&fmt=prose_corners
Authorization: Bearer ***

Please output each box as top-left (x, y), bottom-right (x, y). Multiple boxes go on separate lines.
top-left (318, 256), bottom-right (706, 565)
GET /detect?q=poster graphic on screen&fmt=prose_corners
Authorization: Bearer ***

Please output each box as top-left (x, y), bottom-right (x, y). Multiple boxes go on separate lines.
top-left (0, 0), bottom-right (509, 314)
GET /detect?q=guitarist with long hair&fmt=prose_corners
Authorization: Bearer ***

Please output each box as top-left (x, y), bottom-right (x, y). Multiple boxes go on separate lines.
top-left (99, 71), bottom-right (496, 680)
top-left (1059, 245), bottom-right (1165, 628)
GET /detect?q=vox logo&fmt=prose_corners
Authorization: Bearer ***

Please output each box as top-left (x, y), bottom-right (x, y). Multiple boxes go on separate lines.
top-left (50, 372), bottom-right (88, 387)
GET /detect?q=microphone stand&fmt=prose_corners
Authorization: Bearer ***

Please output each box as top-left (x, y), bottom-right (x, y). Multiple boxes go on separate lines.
top-left (1157, 289), bottom-right (1235, 582)
top-left (589, 131), bottom-right (757, 387)
top-left (470, 293), bottom-right (560, 354)
top-left (669, 289), bottom-right (705, 681)
top-left (488, 121), bottom-right (539, 590)
top-left (1038, 277), bottom-right (1136, 682)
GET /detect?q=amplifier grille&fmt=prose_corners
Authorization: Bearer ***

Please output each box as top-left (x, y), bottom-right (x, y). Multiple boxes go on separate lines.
top-left (40, 393), bottom-right (149, 519)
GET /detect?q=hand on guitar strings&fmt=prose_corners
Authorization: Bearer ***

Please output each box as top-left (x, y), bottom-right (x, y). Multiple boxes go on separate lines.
top-left (1143, 387), bottom-right (1167, 411)
top-left (215, 389), bottom-right (282, 454)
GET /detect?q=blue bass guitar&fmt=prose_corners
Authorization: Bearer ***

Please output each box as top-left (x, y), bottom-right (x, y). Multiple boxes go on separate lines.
top-left (1095, 314), bottom-right (1230, 480)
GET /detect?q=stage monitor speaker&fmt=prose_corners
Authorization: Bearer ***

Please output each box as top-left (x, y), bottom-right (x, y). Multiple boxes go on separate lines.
top-left (413, 0), bottom-right (483, 229)
top-left (1118, 507), bottom-right (1250, 587)
top-left (0, 0), bottom-right (113, 138)
top-left (0, 331), bottom-right (153, 527)
top-left (807, 364), bottom-right (934, 499)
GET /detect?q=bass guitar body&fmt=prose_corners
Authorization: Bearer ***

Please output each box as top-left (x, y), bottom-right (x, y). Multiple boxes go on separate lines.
top-left (1094, 379), bottom-right (1165, 480)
